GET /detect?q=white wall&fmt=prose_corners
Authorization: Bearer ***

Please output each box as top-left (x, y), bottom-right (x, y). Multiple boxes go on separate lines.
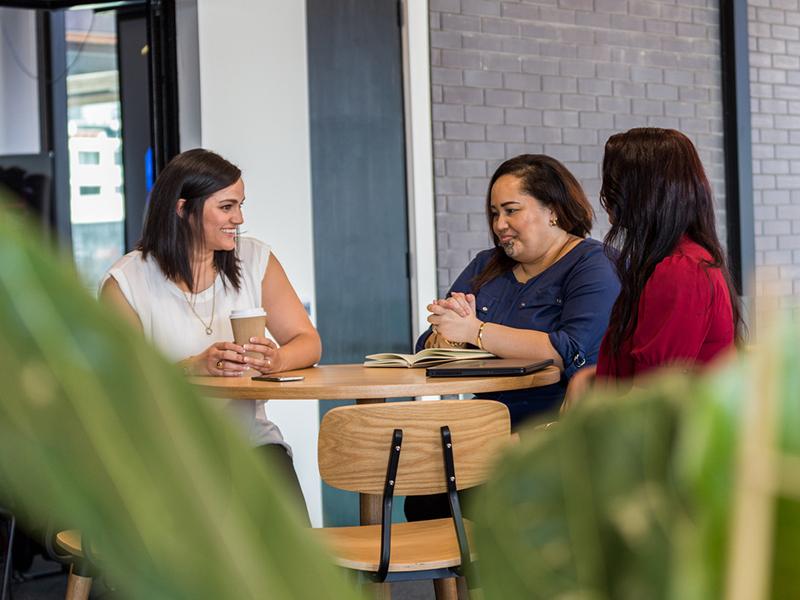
top-left (0, 8), bottom-right (40, 155)
top-left (176, 0), bottom-right (202, 150)
top-left (196, 0), bottom-right (321, 526)
top-left (403, 1), bottom-right (437, 339)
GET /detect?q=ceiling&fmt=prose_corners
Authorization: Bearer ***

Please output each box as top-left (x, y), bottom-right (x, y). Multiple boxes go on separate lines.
top-left (0, 0), bottom-right (142, 10)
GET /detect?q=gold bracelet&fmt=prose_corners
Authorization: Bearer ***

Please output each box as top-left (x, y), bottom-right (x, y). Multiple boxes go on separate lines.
top-left (476, 321), bottom-right (487, 350)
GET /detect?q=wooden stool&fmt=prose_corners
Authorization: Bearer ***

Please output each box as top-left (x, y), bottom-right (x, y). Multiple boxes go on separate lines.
top-left (54, 530), bottom-right (93, 600)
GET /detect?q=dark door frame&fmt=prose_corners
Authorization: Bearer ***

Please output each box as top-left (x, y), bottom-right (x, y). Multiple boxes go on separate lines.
top-left (0, 0), bottom-right (180, 243)
top-left (719, 0), bottom-right (755, 302)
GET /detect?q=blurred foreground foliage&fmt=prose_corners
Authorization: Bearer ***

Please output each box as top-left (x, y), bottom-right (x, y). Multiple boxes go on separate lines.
top-left (475, 322), bottom-right (800, 599)
top-left (7, 189), bottom-right (798, 600)
top-left (0, 203), bottom-right (359, 598)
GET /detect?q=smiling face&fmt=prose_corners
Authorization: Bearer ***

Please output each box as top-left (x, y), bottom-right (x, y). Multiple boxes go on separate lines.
top-left (490, 174), bottom-right (560, 264)
top-left (200, 177), bottom-right (245, 252)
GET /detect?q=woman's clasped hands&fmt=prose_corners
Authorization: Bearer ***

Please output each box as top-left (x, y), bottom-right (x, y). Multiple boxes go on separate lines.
top-left (191, 336), bottom-right (283, 376)
top-left (427, 292), bottom-right (482, 345)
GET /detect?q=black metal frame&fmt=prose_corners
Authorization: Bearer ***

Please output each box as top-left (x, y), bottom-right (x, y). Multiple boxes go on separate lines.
top-left (0, 508), bottom-right (15, 600)
top-left (440, 425), bottom-right (471, 575)
top-left (46, 9), bottom-right (73, 248)
top-left (145, 0), bottom-right (180, 174)
top-left (719, 0), bottom-right (755, 300)
top-left (368, 425), bottom-right (473, 586)
top-left (372, 429), bottom-right (403, 582)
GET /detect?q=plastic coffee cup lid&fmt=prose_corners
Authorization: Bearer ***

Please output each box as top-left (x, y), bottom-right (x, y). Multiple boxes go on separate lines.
top-left (230, 308), bottom-right (266, 318)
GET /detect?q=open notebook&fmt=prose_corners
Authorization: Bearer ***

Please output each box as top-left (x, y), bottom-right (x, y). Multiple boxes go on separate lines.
top-left (364, 347), bottom-right (495, 368)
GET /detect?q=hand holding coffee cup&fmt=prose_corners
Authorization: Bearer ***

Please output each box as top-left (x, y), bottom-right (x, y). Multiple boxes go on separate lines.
top-left (208, 341), bottom-right (248, 376)
top-left (243, 336), bottom-right (282, 373)
top-left (230, 308), bottom-right (280, 373)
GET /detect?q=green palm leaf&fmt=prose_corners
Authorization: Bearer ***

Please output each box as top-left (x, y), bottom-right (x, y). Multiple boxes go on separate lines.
top-left (474, 329), bottom-right (800, 599)
top-left (0, 203), bottom-right (360, 599)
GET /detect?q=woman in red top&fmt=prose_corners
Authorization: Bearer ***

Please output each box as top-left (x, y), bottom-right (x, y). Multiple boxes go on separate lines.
top-left (564, 128), bottom-right (742, 405)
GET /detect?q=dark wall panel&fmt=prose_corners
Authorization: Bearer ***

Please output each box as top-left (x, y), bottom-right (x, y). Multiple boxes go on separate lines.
top-left (307, 0), bottom-right (412, 526)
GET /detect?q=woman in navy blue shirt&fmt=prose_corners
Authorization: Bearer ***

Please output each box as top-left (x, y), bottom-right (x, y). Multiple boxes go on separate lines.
top-left (406, 155), bottom-right (619, 523)
top-left (421, 154), bottom-right (620, 426)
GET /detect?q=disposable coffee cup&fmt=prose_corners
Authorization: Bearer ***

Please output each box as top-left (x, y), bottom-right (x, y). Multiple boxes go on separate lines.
top-left (230, 308), bottom-right (267, 361)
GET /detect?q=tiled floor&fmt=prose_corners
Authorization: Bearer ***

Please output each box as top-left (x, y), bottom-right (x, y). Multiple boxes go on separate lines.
top-left (392, 580), bottom-right (435, 600)
top-left (8, 567), bottom-right (435, 599)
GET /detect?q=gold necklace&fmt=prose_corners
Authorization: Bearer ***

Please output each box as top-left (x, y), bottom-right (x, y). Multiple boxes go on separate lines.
top-left (183, 277), bottom-right (215, 335)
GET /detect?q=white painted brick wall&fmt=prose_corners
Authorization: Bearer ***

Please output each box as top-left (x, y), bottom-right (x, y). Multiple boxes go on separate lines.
top-left (430, 0), bottom-right (726, 295)
top-left (749, 0), bottom-right (800, 310)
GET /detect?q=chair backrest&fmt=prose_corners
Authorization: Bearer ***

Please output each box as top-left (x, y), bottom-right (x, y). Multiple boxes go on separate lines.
top-left (318, 399), bottom-right (510, 496)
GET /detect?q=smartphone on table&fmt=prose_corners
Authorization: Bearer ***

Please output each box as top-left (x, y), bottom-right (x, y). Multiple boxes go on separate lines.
top-left (252, 375), bottom-right (305, 382)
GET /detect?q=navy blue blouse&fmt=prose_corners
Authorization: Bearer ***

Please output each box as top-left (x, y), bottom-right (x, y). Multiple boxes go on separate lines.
top-left (417, 238), bottom-right (620, 425)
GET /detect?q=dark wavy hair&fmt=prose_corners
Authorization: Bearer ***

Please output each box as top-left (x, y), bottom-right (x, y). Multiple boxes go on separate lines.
top-left (470, 154), bottom-right (593, 291)
top-left (138, 148), bottom-right (243, 291)
top-left (600, 128), bottom-right (743, 353)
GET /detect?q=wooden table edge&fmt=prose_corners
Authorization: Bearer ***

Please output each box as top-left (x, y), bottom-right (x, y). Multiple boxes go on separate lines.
top-left (189, 364), bottom-right (562, 400)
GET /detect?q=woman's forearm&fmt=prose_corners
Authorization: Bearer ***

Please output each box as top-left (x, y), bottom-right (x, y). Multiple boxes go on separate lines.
top-left (177, 355), bottom-right (200, 376)
top-left (479, 322), bottom-right (564, 369)
top-left (424, 331), bottom-right (467, 349)
top-left (275, 330), bottom-right (322, 371)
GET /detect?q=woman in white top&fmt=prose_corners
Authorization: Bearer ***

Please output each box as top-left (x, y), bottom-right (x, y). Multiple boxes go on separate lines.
top-left (100, 149), bottom-right (320, 517)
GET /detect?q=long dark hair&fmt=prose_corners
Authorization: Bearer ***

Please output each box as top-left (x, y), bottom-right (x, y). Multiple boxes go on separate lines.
top-left (471, 154), bottom-right (593, 291)
top-left (601, 128), bottom-right (743, 352)
top-left (139, 148), bottom-right (243, 291)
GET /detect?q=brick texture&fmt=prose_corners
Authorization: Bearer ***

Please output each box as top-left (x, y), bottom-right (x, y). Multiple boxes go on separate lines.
top-left (430, 0), bottom-right (726, 296)
top-left (749, 0), bottom-right (800, 311)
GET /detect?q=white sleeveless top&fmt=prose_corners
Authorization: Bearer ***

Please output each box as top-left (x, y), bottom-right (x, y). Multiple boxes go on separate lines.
top-left (101, 237), bottom-right (288, 450)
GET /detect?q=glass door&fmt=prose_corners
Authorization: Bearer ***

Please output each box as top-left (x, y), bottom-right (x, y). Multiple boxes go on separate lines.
top-left (0, 0), bottom-right (179, 290)
top-left (65, 9), bottom-right (126, 291)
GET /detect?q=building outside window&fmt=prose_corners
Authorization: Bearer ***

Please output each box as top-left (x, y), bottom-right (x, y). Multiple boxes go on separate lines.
top-left (66, 10), bottom-right (126, 293)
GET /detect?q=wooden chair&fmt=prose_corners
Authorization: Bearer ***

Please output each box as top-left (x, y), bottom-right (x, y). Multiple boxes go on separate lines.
top-left (45, 528), bottom-right (93, 600)
top-left (316, 399), bottom-right (510, 598)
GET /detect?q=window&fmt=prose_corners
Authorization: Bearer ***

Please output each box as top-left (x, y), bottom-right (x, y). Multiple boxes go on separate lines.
top-left (67, 10), bottom-right (126, 291)
top-left (78, 151), bottom-right (100, 165)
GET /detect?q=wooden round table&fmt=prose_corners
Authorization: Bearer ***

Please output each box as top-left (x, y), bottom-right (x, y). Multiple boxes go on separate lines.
top-left (191, 363), bottom-right (561, 401)
top-left (191, 364), bottom-right (561, 525)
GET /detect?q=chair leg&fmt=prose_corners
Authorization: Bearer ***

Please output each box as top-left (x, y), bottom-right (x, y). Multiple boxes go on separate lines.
top-left (434, 576), bottom-right (470, 600)
top-left (364, 581), bottom-right (391, 600)
top-left (434, 578), bottom-right (459, 600)
top-left (64, 564), bottom-right (92, 600)
top-left (1, 515), bottom-right (15, 600)
top-left (456, 576), bottom-right (470, 599)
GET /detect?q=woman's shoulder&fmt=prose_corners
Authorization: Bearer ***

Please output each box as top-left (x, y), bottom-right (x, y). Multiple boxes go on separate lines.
top-left (553, 238), bottom-right (618, 294)
top-left (470, 247), bottom-right (497, 267)
top-left (648, 239), bottom-right (721, 295)
top-left (656, 238), bottom-right (714, 275)
top-left (450, 247), bottom-right (506, 293)
top-left (573, 237), bottom-right (609, 260)
top-left (457, 247), bottom-right (499, 277)
top-left (564, 237), bottom-right (616, 272)
top-left (236, 236), bottom-right (272, 260)
top-left (100, 250), bottom-right (151, 296)
top-left (674, 236), bottom-right (714, 262)
top-left (107, 249), bottom-right (146, 276)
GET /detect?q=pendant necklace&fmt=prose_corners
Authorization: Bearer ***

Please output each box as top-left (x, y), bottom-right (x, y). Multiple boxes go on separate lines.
top-left (184, 276), bottom-right (216, 335)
